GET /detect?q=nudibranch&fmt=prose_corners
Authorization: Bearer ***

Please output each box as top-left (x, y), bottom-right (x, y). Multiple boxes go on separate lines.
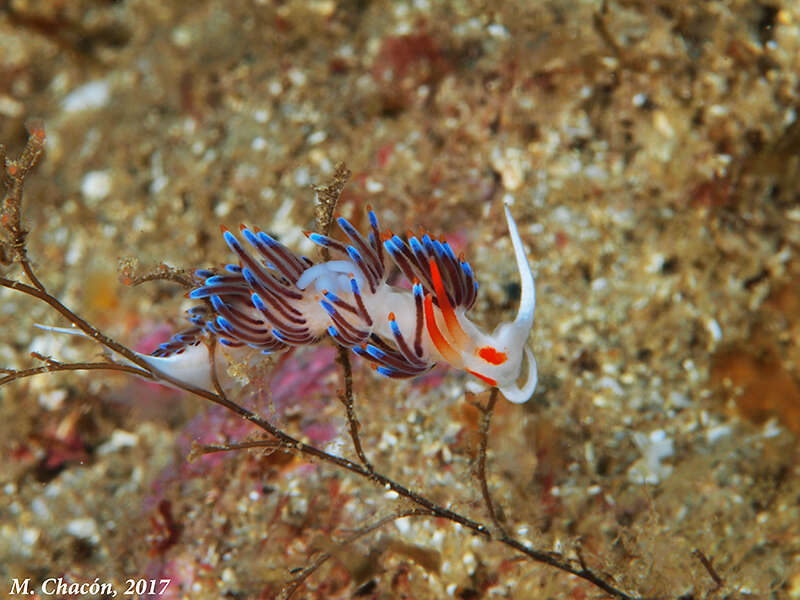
top-left (138, 202), bottom-right (537, 403)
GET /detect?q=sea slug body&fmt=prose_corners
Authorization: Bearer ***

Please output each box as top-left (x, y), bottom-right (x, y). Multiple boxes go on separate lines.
top-left (144, 203), bottom-right (538, 403)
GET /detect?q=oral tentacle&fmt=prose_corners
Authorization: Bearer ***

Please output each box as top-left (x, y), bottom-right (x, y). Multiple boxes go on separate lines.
top-left (503, 203), bottom-right (536, 335)
top-left (497, 347), bottom-right (538, 404)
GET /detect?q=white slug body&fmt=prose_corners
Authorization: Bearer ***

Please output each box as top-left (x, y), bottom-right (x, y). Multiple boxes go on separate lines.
top-left (143, 202), bottom-right (537, 403)
top-left (137, 343), bottom-right (215, 391)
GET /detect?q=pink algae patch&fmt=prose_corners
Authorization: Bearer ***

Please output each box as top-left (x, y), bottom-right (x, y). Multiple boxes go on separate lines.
top-left (266, 346), bottom-right (338, 417)
top-left (133, 322), bottom-right (175, 354)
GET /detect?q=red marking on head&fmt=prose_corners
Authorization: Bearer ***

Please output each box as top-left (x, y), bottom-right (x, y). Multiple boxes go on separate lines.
top-left (477, 346), bottom-right (508, 365)
top-left (466, 369), bottom-right (497, 387)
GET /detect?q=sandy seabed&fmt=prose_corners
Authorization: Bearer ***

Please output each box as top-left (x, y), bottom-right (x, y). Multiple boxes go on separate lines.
top-left (1, 1), bottom-right (799, 598)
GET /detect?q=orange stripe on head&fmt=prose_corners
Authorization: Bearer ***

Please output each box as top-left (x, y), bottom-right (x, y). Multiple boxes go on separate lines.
top-left (423, 293), bottom-right (461, 365)
top-left (428, 257), bottom-right (469, 347)
top-left (466, 369), bottom-right (497, 387)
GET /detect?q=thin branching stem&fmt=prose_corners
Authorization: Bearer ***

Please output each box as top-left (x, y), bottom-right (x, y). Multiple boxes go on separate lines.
top-left (311, 163), bottom-right (373, 471)
top-left (0, 361), bottom-right (152, 386)
top-left (477, 388), bottom-right (508, 537)
top-left (2, 121), bottom-right (46, 291)
top-left (189, 440), bottom-right (283, 460)
top-left (312, 162), bottom-right (351, 251)
top-left (693, 549), bottom-right (724, 592)
top-left (336, 345), bottom-right (373, 471)
top-left (119, 258), bottom-right (197, 289)
top-left (280, 508), bottom-right (432, 599)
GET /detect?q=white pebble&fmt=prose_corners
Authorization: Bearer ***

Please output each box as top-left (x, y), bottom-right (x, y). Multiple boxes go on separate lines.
top-left (395, 517), bottom-right (411, 534)
top-left (307, 131), bottom-right (327, 145)
top-left (38, 389), bottom-right (67, 411)
top-left (365, 178), bottom-right (384, 193)
top-left (66, 517), bottom-right (98, 540)
top-left (96, 430), bottom-right (139, 455)
top-left (62, 80), bottom-right (110, 113)
top-left (81, 170), bottom-right (112, 203)
top-left (706, 317), bottom-right (722, 342)
top-left (487, 23), bottom-right (510, 38)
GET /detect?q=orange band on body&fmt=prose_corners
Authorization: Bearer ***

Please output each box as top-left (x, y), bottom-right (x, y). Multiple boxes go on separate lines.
top-left (466, 369), bottom-right (497, 387)
top-left (423, 293), bottom-right (461, 365)
top-left (428, 258), bottom-right (470, 347)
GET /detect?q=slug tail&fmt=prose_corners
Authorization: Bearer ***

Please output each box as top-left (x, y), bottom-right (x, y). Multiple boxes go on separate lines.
top-left (32, 323), bottom-right (215, 392)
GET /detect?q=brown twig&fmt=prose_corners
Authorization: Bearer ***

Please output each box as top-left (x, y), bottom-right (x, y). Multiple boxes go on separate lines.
top-left (0, 360), bottom-right (152, 387)
top-left (312, 165), bottom-right (373, 471)
top-left (693, 549), bottom-right (724, 591)
top-left (312, 162), bottom-right (351, 256)
top-left (336, 346), bottom-right (373, 471)
top-left (2, 120), bottom-right (47, 291)
top-left (280, 509), bottom-right (432, 600)
top-left (0, 275), bottom-right (183, 377)
top-left (593, 0), bottom-right (624, 59)
top-left (188, 439), bottom-right (283, 460)
top-left (476, 388), bottom-right (507, 536)
top-left (119, 258), bottom-right (197, 289)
